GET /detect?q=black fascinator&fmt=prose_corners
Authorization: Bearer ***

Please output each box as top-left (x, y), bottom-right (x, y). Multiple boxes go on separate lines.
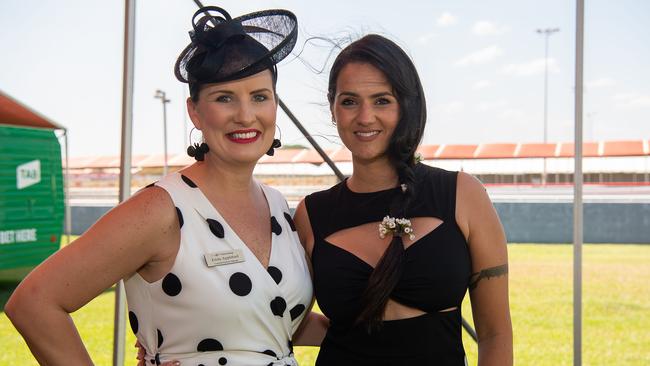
top-left (174, 6), bottom-right (298, 85)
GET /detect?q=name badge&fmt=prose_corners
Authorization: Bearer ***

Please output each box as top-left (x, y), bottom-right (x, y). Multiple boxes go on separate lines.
top-left (204, 249), bottom-right (245, 267)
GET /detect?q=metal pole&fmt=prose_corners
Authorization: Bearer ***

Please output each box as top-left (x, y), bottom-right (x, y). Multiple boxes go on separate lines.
top-left (64, 130), bottom-right (71, 245)
top-left (461, 317), bottom-right (478, 343)
top-left (278, 99), bottom-right (346, 182)
top-left (163, 97), bottom-right (168, 175)
top-left (543, 34), bottom-right (548, 185)
top-left (114, 0), bottom-right (136, 365)
top-left (183, 86), bottom-right (189, 152)
top-left (573, 1), bottom-right (585, 365)
top-left (537, 28), bottom-right (559, 185)
top-left (544, 34), bottom-right (549, 148)
top-left (155, 90), bottom-right (170, 175)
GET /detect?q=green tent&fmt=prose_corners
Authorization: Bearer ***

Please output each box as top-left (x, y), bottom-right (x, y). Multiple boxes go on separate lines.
top-left (0, 89), bottom-right (67, 282)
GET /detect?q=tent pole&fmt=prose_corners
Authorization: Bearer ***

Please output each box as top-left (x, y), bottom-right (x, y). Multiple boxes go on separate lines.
top-left (113, 0), bottom-right (136, 365)
top-left (64, 130), bottom-right (71, 245)
top-left (573, 0), bottom-right (585, 365)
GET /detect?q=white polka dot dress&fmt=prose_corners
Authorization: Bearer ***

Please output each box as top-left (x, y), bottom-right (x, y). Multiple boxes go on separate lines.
top-left (125, 172), bottom-right (313, 366)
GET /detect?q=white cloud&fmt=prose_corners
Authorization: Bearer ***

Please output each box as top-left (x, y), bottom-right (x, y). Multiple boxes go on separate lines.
top-left (417, 32), bottom-right (437, 45)
top-left (586, 77), bottom-right (615, 88)
top-left (472, 80), bottom-right (492, 90)
top-left (472, 21), bottom-right (510, 36)
top-left (613, 93), bottom-right (650, 108)
top-left (436, 12), bottom-right (458, 27)
top-left (455, 46), bottom-right (503, 66)
top-left (502, 58), bottom-right (559, 76)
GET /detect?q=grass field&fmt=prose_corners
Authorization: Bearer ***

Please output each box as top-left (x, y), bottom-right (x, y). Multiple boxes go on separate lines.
top-left (2, 244), bottom-right (649, 365)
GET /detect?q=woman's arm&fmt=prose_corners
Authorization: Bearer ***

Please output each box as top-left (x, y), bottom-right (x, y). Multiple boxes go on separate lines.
top-left (4, 187), bottom-right (178, 364)
top-left (456, 172), bottom-right (513, 366)
top-left (292, 311), bottom-right (329, 347)
top-left (291, 199), bottom-right (329, 347)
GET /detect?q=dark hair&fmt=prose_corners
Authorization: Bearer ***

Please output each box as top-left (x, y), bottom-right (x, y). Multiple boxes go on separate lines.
top-left (328, 34), bottom-right (427, 330)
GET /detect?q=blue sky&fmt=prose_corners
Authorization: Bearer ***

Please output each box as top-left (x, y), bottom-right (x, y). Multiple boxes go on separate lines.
top-left (1, 0), bottom-right (648, 157)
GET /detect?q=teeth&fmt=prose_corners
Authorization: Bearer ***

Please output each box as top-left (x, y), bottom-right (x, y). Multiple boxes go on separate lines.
top-left (355, 131), bottom-right (380, 137)
top-left (230, 131), bottom-right (257, 139)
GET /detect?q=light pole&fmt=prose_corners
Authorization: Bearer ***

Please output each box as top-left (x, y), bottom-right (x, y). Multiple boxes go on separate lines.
top-left (537, 27), bottom-right (559, 185)
top-left (154, 89), bottom-right (171, 175)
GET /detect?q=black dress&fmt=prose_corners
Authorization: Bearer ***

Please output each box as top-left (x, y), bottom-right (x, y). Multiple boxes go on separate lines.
top-left (305, 164), bottom-right (472, 366)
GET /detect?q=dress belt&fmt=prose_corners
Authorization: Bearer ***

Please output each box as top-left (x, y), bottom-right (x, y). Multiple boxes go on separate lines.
top-left (269, 355), bottom-right (299, 366)
top-left (146, 352), bottom-right (298, 365)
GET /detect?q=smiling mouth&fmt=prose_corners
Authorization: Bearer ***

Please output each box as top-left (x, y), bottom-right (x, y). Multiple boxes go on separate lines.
top-left (355, 130), bottom-right (380, 137)
top-left (227, 130), bottom-right (261, 143)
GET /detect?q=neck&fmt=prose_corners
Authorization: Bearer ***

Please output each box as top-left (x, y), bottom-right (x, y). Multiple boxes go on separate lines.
top-left (189, 154), bottom-right (258, 195)
top-left (348, 156), bottom-right (399, 192)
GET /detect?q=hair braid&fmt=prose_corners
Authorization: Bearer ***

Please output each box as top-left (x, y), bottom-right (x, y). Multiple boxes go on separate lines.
top-left (357, 154), bottom-right (416, 331)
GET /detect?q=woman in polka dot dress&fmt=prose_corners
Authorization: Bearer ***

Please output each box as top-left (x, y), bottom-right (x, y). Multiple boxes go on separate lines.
top-left (6, 6), bottom-right (326, 366)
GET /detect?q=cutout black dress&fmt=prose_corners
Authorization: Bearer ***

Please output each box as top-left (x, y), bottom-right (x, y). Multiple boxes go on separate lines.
top-left (306, 164), bottom-right (472, 365)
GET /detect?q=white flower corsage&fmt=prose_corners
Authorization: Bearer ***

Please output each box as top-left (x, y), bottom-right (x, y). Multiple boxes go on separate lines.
top-left (413, 152), bottom-right (423, 164)
top-left (378, 215), bottom-right (415, 240)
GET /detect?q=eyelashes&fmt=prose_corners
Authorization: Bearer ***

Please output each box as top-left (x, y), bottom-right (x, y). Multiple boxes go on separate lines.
top-left (214, 94), bottom-right (271, 103)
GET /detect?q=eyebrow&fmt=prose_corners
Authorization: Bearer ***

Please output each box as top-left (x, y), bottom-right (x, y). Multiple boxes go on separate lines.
top-left (206, 89), bottom-right (233, 96)
top-left (250, 88), bottom-right (272, 95)
top-left (337, 91), bottom-right (394, 98)
top-left (206, 88), bottom-right (272, 96)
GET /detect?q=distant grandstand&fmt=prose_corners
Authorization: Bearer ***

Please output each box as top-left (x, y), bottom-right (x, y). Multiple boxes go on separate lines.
top-left (67, 140), bottom-right (650, 188)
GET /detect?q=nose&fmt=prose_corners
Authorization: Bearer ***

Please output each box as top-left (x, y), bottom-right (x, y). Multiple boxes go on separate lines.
top-left (236, 101), bottom-right (255, 125)
top-left (356, 101), bottom-right (375, 125)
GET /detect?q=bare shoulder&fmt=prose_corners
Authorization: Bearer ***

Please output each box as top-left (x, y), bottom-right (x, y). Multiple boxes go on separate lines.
top-left (455, 172), bottom-right (491, 237)
top-left (293, 198), bottom-right (314, 256)
top-left (83, 185), bottom-right (180, 264)
top-left (455, 171), bottom-right (507, 255)
top-left (114, 186), bottom-right (177, 232)
top-left (456, 171), bottom-right (489, 202)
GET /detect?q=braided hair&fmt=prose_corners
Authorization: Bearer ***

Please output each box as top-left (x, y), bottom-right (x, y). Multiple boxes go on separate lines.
top-left (327, 34), bottom-right (427, 331)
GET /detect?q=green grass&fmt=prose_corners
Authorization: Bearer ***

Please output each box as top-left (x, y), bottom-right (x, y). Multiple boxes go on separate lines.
top-left (2, 244), bottom-right (649, 365)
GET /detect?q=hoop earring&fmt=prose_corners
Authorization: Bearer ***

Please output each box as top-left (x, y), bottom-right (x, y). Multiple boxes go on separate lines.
top-left (187, 127), bottom-right (210, 161)
top-left (266, 125), bottom-right (282, 156)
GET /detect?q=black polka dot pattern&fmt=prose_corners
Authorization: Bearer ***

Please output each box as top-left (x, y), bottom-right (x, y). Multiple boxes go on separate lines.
top-left (128, 311), bottom-right (138, 334)
top-left (197, 338), bottom-right (223, 352)
top-left (157, 329), bottom-right (164, 347)
top-left (162, 273), bottom-right (182, 296)
top-left (175, 207), bottom-right (184, 228)
top-left (181, 174), bottom-right (197, 188)
top-left (271, 216), bottom-right (282, 235)
top-left (289, 304), bottom-right (306, 321)
top-left (270, 296), bottom-right (287, 316)
top-left (219, 357), bottom-right (228, 365)
top-left (284, 212), bottom-right (296, 231)
top-left (267, 266), bottom-right (282, 284)
top-left (229, 272), bottom-right (252, 296)
top-left (207, 218), bottom-right (225, 238)
top-left (262, 349), bottom-right (277, 358)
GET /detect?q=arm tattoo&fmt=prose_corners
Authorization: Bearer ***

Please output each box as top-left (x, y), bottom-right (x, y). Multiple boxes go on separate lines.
top-left (468, 264), bottom-right (508, 291)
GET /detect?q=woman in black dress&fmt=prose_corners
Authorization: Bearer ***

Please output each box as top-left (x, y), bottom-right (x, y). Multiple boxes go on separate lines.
top-left (294, 34), bottom-right (513, 365)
